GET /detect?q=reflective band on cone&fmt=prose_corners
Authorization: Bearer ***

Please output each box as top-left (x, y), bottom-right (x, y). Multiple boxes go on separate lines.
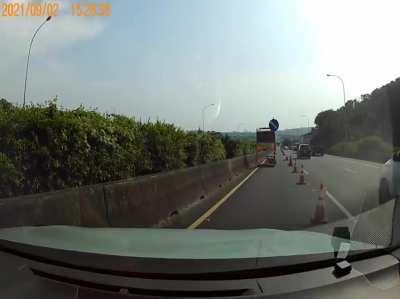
top-left (311, 184), bottom-right (328, 225)
top-left (297, 165), bottom-right (305, 185)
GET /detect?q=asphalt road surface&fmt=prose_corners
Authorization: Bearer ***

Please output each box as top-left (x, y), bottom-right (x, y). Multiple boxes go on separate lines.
top-left (194, 151), bottom-right (382, 230)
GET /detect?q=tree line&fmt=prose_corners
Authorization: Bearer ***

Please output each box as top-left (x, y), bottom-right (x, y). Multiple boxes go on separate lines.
top-left (0, 99), bottom-right (255, 199)
top-left (311, 77), bottom-right (400, 161)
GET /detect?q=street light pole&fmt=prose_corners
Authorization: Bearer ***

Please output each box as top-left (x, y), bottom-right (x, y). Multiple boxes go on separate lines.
top-left (23, 16), bottom-right (52, 107)
top-left (327, 73), bottom-right (348, 140)
top-left (202, 103), bottom-right (215, 132)
top-left (326, 74), bottom-right (346, 107)
top-left (301, 115), bottom-right (309, 130)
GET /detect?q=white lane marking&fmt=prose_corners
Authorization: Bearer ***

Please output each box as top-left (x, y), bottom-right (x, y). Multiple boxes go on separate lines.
top-left (344, 168), bottom-right (357, 174)
top-left (361, 163), bottom-right (380, 169)
top-left (303, 169), bottom-right (309, 175)
top-left (187, 167), bottom-right (259, 229)
top-left (325, 155), bottom-right (381, 169)
top-left (302, 166), bottom-right (354, 220)
top-left (326, 191), bottom-right (353, 219)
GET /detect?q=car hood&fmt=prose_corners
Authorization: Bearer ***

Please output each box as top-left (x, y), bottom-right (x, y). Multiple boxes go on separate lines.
top-left (0, 226), bottom-right (379, 259)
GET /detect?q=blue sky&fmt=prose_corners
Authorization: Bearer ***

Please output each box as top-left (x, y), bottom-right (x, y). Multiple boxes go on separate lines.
top-left (1, 0), bottom-right (400, 131)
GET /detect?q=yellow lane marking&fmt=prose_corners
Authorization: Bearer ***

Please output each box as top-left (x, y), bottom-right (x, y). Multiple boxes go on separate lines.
top-left (187, 167), bottom-right (260, 229)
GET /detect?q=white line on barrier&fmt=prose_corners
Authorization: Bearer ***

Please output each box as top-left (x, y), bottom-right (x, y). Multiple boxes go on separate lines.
top-left (187, 167), bottom-right (259, 229)
top-left (361, 163), bottom-right (380, 169)
top-left (325, 155), bottom-right (381, 169)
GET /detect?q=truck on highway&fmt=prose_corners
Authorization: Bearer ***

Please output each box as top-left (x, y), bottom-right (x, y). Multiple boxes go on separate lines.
top-left (311, 145), bottom-right (324, 156)
top-left (297, 144), bottom-right (312, 159)
top-left (256, 127), bottom-right (276, 167)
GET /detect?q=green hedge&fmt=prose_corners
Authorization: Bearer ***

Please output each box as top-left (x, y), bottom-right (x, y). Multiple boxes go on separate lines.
top-left (0, 99), bottom-right (253, 198)
top-left (327, 136), bottom-right (393, 163)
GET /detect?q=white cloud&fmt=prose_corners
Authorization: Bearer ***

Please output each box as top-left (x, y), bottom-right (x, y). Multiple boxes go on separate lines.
top-left (302, 0), bottom-right (400, 98)
top-left (1, 1), bottom-right (106, 54)
top-left (0, 0), bottom-right (107, 103)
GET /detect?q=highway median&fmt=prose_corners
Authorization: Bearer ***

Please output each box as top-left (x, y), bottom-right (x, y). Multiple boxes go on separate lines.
top-left (0, 152), bottom-right (265, 229)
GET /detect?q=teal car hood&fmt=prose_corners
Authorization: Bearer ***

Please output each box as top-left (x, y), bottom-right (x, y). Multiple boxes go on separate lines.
top-left (0, 226), bottom-right (379, 260)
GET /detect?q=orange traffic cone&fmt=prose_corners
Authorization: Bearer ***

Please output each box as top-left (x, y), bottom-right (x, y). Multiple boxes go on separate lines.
top-left (288, 155), bottom-right (293, 167)
top-left (297, 164), bottom-right (305, 185)
top-left (311, 184), bottom-right (328, 225)
top-left (292, 161), bottom-right (298, 173)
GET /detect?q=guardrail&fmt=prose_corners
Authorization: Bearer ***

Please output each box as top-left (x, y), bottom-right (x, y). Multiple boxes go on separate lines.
top-left (0, 152), bottom-right (265, 228)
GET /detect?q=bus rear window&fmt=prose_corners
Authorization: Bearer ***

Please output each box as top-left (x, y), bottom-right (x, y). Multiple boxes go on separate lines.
top-left (256, 131), bottom-right (275, 143)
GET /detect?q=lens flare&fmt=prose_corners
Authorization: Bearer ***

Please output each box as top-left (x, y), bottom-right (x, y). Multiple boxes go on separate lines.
top-left (214, 98), bottom-right (222, 118)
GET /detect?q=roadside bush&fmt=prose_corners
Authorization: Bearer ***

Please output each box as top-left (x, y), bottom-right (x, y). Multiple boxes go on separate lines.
top-left (184, 132), bottom-right (201, 166)
top-left (197, 133), bottom-right (226, 163)
top-left (327, 136), bottom-right (392, 162)
top-left (328, 142), bottom-right (357, 157)
top-left (239, 140), bottom-right (256, 155)
top-left (141, 121), bottom-right (187, 173)
top-left (0, 99), bottom-right (250, 198)
top-left (0, 153), bottom-right (23, 197)
top-left (220, 135), bottom-right (241, 159)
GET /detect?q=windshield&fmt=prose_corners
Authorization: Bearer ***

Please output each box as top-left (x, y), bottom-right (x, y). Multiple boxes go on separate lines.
top-left (1, 0), bottom-right (400, 266)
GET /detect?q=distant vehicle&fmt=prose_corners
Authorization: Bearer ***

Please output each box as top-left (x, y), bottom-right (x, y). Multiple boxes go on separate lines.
top-left (379, 152), bottom-right (400, 204)
top-left (311, 145), bottom-right (324, 156)
top-left (256, 127), bottom-right (276, 167)
top-left (284, 146), bottom-right (289, 150)
top-left (297, 144), bottom-right (311, 159)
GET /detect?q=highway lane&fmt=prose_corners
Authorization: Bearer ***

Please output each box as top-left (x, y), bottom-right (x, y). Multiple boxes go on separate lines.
top-left (298, 153), bottom-right (382, 215)
top-left (194, 151), bottom-right (383, 230)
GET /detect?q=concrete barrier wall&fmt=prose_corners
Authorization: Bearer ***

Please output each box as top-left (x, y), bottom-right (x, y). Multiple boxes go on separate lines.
top-left (0, 184), bottom-right (109, 228)
top-left (104, 166), bottom-right (208, 227)
top-left (0, 152), bottom-right (265, 228)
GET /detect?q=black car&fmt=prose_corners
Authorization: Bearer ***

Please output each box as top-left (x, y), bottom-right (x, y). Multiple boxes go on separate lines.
top-left (297, 144), bottom-right (312, 159)
top-left (311, 146), bottom-right (324, 156)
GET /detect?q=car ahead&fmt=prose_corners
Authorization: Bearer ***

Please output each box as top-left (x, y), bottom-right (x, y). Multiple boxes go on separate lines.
top-left (311, 146), bottom-right (324, 156)
top-left (264, 151), bottom-right (276, 167)
top-left (297, 144), bottom-right (312, 159)
top-left (379, 152), bottom-right (400, 204)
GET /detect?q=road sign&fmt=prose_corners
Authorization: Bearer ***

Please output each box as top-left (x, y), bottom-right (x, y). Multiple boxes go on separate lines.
top-left (269, 118), bottom-right (279, 132)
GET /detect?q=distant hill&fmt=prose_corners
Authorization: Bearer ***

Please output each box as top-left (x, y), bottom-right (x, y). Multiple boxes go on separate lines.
top-left (222, 131), bottom-right (256, 141)
top-left (277, 127), bottom-right (311, 137)
top-left (276, 127), bottom-right (312, 143)
top-left (222, 127), bottom-right (312, 142)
